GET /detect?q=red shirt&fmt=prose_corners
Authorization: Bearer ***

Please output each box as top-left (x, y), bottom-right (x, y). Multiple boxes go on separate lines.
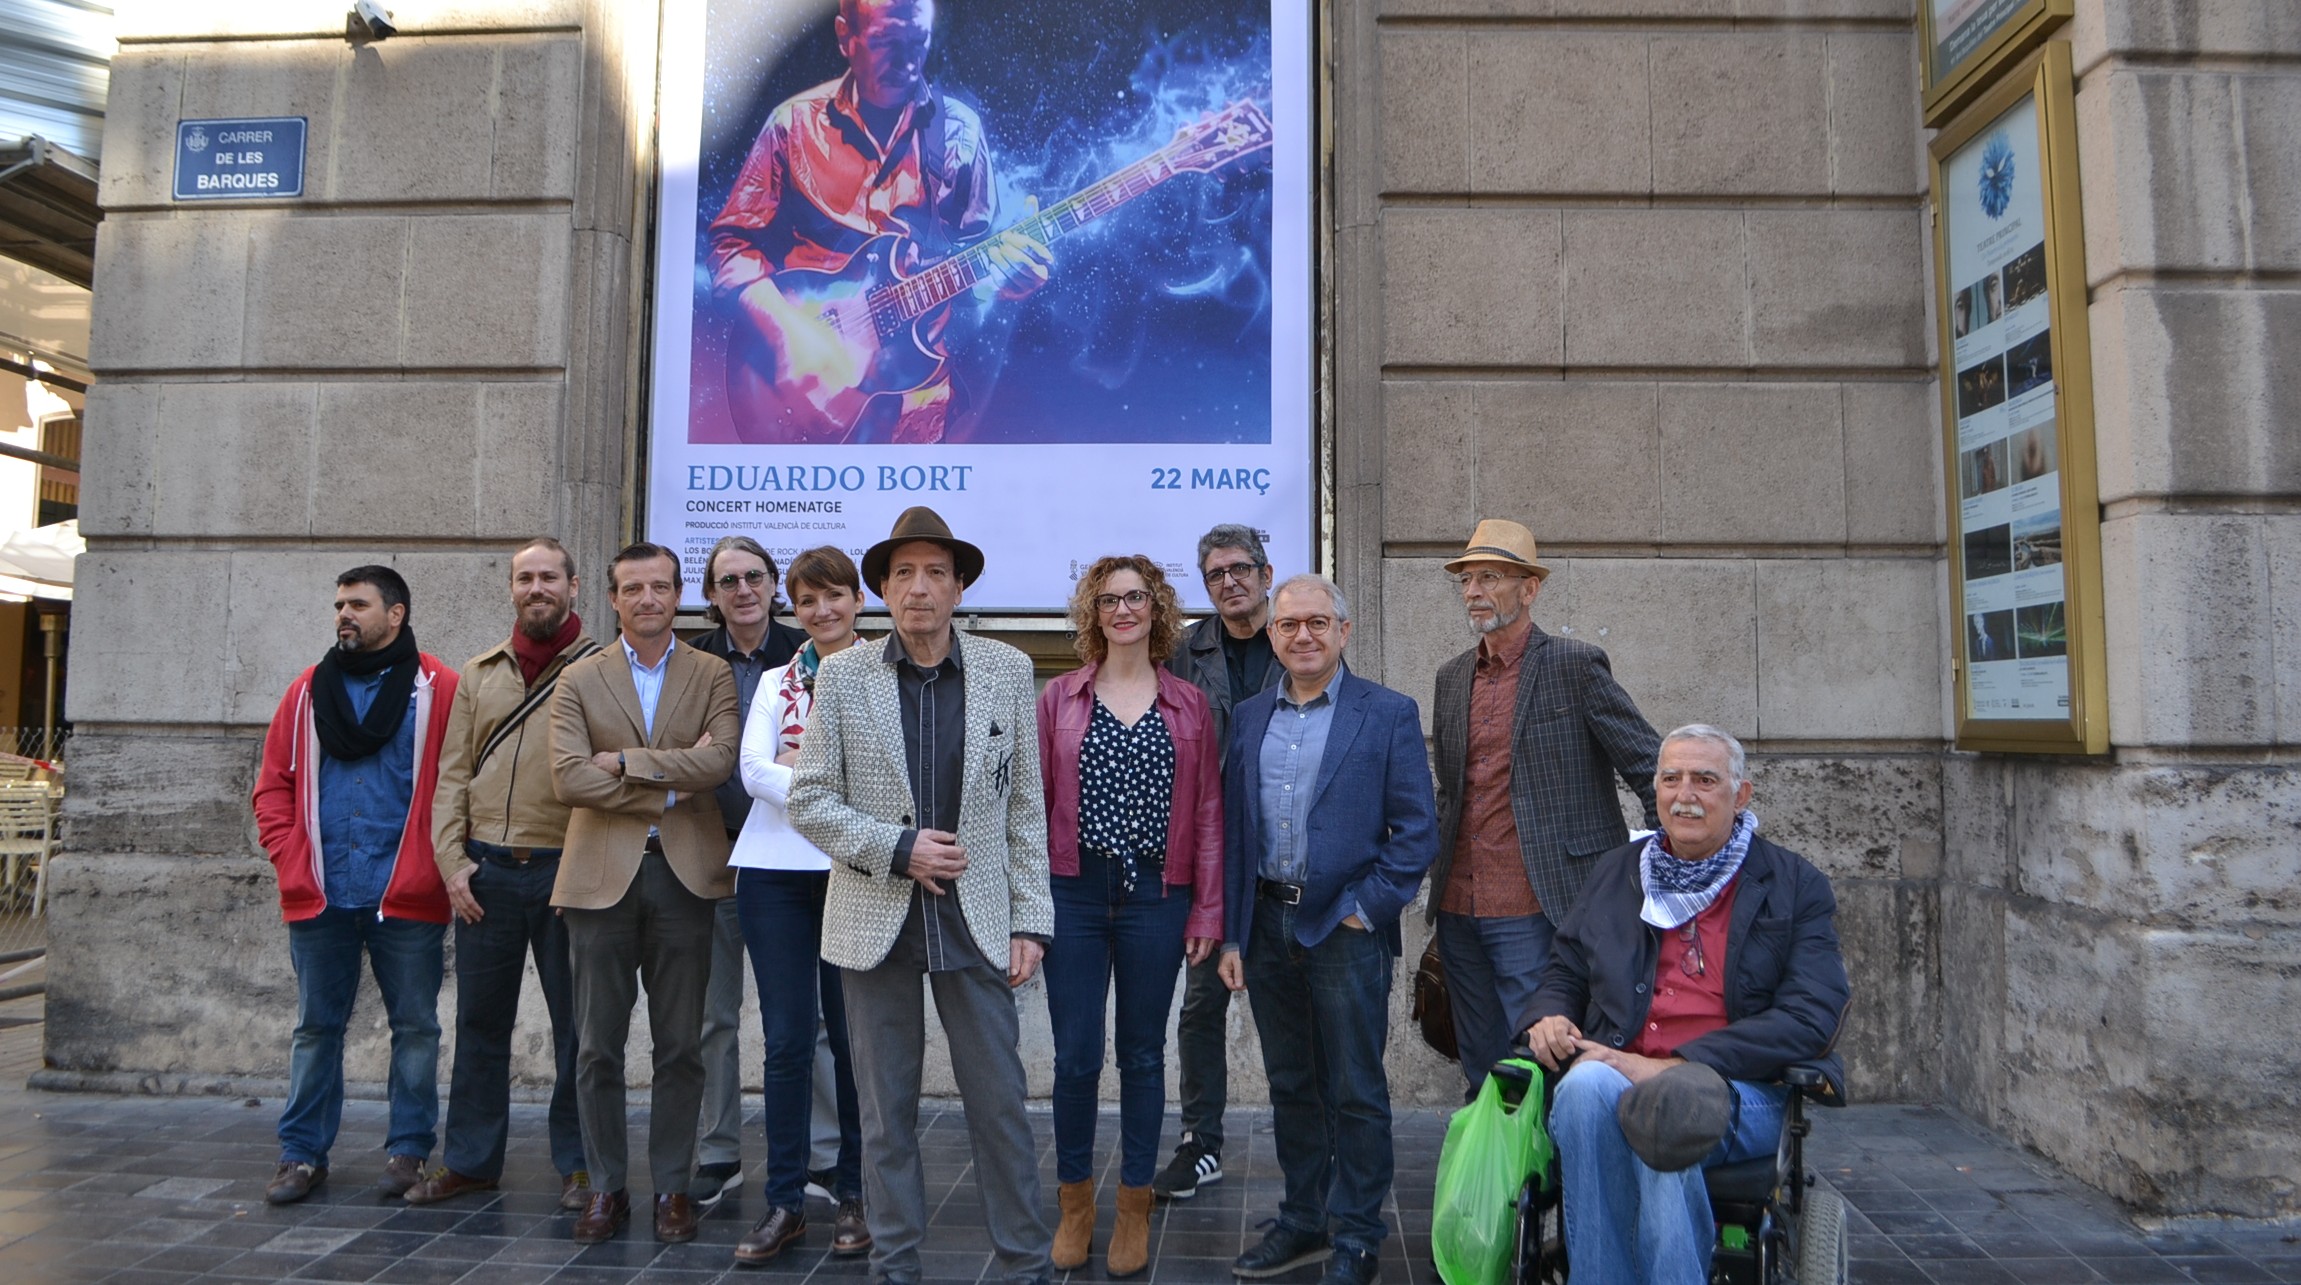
top-left (1628, 879), bottom-right (1738, 1059)
top-left (1439, 623), bottom-right (1540, 917)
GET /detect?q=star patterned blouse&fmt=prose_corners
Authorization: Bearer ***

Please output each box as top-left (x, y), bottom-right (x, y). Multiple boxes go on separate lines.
top-left (1077, 697), bottom-right (1176, 892)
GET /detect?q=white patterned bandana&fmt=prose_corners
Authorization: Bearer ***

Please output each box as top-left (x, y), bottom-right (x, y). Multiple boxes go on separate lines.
top-left (1639, 809), bottom-right (1758, 930)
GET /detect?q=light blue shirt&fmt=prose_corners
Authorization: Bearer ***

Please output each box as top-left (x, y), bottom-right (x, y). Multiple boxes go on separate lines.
top-left (1258, 666), bottom-right (1344, 885)
top-left (623, 636), bottom-right (676, 818)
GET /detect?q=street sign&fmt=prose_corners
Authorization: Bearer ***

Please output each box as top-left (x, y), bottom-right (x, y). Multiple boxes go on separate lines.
top-left (173, 117), bottom-right (307, 200)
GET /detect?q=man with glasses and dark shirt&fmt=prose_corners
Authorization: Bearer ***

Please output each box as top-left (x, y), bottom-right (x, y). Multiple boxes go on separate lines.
top-left (1155, 523), bottom-right (1283, 1200)
top-left (688, 535), bottom-right (808, 1209)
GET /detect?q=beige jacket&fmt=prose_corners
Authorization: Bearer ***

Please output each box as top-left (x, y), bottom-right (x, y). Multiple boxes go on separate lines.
top-left (548, 639), bottom-right (741, 909)
top-left (430, 634), bottom-right (599, 879)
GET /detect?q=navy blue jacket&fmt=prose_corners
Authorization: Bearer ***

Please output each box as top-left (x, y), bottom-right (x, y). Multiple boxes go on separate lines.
top-left (1521, 834), bottom-right (1852, 1098)
top-left (1223, 668), bottom-right (1439, 957)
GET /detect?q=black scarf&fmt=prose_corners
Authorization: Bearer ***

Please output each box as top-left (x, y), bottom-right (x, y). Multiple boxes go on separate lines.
top-left (313, 626), bottom-right (421, 762)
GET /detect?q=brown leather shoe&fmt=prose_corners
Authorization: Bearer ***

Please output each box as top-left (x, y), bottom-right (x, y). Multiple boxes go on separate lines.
top-left (402, 1166), bottom-right (497, 1205)
top-left (560, 1170), bottom-right (593, 1212)
top-left (377, 1154), bottom-right (425, 1197)
top-left (830, 1197), bottom-right (872, 1256)
top-left (734, 1205), bottom-right (807, 1263)
top-left (265, 1161), bottom-right (326, 1205)
top-left (655, 1192), bottom-right (700, 1243)
top-left (572, 1188), bottom-right (631, 1243)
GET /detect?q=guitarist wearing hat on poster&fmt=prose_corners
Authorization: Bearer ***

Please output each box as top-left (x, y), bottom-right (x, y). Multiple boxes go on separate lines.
top-left (707, 0), bottom-right (1052, 445)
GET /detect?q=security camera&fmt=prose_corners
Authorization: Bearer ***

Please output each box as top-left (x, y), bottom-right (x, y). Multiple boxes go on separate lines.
top-left (351, 0), bottom-right (396, 39)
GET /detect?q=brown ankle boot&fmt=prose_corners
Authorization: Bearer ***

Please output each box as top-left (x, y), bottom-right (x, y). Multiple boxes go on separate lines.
top-left (1108, 1184), bottom-right (1153, 1277)
top-left (1052, 1178), bottom-right (1095, 1270)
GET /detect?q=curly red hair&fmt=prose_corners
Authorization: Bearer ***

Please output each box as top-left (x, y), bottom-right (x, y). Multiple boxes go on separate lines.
top-left (1067, 555), bottom-right (1183, 666)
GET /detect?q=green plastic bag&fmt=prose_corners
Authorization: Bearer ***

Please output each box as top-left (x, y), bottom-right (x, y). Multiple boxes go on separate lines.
top-left (1432, 1059), bottom-right (1553, 1285)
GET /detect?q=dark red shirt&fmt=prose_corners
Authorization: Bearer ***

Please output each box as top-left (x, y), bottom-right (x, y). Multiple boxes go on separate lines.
top-left (1628, 879), bottom-right (1738, 1059)
top-left (1440, 623), bottom-right (1540, 917)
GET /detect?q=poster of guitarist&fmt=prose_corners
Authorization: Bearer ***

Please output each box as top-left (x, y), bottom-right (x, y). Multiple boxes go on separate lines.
top-left (684, 0), bottom-right (1280, 447)
top-left (706, 0), bottom-right (1054, 445)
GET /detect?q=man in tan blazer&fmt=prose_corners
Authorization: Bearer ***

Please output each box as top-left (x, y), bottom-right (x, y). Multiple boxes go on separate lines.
top-left (788, 506), bottom-right (1055, 1285)
top-left (550, 541), bottom-right (740, 1246)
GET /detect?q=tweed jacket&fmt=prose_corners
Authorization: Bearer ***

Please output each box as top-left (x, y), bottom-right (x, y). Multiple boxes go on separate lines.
top-left (1427, 624), bottom-right (1661, 925)
top-left (547, 639), bottom-right (741, 909)
top-left (788, 629), bottom-right (1052, 971)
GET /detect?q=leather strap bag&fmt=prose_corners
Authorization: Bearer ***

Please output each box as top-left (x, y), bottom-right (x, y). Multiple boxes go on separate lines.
top-left (1411, 939), bottom-right (1459, 1061)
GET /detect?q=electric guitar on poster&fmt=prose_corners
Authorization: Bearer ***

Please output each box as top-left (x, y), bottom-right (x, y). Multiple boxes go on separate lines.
top-left (726, 98), bottom-right (1276, 443)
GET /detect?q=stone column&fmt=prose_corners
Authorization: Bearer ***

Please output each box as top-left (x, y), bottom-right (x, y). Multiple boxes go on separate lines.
top-left (49, 0), bottom-right (654, 1088)
top-left (1366, 0), bottom-right (1943, 1106)
top-left (1939, 0), bottom-right (2301, 1217)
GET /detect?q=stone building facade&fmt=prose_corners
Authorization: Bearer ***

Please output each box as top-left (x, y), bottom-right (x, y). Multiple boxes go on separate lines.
top-left (42, 0), bottom-right (2299, 1218)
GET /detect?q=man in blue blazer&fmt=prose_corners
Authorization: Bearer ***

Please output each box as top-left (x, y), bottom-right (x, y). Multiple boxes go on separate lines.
top-left (1216, 573), bottom-right (1438, 1285)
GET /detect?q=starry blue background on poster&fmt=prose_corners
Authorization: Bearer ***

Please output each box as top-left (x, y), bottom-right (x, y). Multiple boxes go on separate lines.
top-left (694, 0), bottom-right (1278, 445)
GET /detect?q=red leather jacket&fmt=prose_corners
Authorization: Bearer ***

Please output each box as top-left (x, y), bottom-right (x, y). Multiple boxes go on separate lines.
top-left (1036, 663), bottom-right (1224, 940)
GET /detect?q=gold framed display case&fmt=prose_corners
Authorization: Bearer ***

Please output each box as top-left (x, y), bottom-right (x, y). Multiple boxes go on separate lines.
top-left (1920, 0), bottom-right (2071, 127)
top-left (1930, 41), bottom-right (2106, 755)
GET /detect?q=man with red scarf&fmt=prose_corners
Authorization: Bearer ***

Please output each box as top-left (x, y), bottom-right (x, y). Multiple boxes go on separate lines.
top-left (400, 538), bottom-right (603, 1210)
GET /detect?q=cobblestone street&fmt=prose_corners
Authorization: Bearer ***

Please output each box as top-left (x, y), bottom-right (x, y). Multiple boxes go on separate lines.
top-left (0, 1011), bottom-right (2294, 1285)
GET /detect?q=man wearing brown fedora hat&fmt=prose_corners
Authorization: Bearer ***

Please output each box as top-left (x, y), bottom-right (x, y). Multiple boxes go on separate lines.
top-left (1426, 518), bottom-right (1661, 1095)
top-left (788, 505), bottom-right (1055, 1285)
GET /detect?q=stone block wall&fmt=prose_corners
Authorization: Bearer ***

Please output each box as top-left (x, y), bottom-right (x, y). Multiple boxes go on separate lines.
top-left (1932, 0), bottom-right (2301, 1218)
top-left (52, 0), bottom-right (655, 1087)
top-left (1348, 0), bottom-right (1942, 1104)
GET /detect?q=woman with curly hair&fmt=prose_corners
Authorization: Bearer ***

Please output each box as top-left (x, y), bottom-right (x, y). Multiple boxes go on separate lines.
top-left (1036, 554), bottom-right (1224, 1277)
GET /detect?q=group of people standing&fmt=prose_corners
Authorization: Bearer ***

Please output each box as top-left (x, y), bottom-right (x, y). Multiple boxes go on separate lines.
top-left (251, 503), bottom-right (1849, 1285)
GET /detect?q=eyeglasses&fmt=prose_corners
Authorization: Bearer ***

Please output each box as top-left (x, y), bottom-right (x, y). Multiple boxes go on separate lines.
top-left (1094, 589), bottom-right (1151, 613)
top-left (1271, 616), bottom-right (1335, 639)
top-left (712, 569), bottom-right (770, 591)
top-left (1678, 922), bottom-right (1706, 979)
top-left (1453, 569), bottom-right (1529, 590)
top-left (1203, 561), bottom-right (1262, 586)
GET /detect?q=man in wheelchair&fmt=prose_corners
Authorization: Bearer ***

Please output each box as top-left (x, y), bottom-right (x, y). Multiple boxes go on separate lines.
top-left (1519, 725), bottom-right (1848, 1285)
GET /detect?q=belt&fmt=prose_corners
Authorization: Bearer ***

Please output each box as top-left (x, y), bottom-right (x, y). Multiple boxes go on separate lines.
top-left (644, 833), bottom-right (665, 855)
top-left (1257, 877), bottom-right (1305, 905)
top-left (466, 840), bottom-right (561, 866)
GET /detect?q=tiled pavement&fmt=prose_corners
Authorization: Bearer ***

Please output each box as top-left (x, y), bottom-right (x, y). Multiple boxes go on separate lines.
top-left (0, 1050), bottom-right (2294, 1284)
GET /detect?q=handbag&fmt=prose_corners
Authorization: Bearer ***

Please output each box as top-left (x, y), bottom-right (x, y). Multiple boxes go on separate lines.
top-left (1411, 939), bottom-right (1459, 1060)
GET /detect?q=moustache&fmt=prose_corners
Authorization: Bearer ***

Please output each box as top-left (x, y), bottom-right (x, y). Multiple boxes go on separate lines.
top-left (1669, 802), bottom-right (1708, 819)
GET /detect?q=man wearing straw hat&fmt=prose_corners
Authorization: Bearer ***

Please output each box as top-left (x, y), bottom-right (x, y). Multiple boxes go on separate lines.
top-left (788, 505), bottom-right (1055, 1285)
top-left (1426, 519), bottom-right (1660, 1093)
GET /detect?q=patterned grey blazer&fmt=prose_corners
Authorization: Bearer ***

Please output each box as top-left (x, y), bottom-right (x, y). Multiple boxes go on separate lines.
top-left (787, 629), bottom-right (1052, 972)
top-left (1427, 625), bottom-right (1661, 924)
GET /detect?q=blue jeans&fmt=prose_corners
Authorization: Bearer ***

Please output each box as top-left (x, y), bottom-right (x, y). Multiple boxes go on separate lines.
top-left (1045, 847), bottom-right (1191, 1187)
top-left (736, 868), bottom-right (863, 1210)
top-left (1549, 1060), bottom-right (1789, 1285)
top-left (278, 907), bottom-right (446, 1168)
top-left (1434, 910), bottom-right (1555, 1094)
top-left (1243, 897), bottom-right (1396, 1256)
top-left (440, 847), bottom-right (584, 1181)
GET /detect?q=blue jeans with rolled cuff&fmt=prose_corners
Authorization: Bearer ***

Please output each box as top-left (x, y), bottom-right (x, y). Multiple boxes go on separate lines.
top-left (1045, 844), bottom-right (1191, 1187)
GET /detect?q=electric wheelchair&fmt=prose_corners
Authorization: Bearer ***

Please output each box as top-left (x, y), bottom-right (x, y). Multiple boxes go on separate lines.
top-left (1490, 1057), bottom-right (1849, 1285)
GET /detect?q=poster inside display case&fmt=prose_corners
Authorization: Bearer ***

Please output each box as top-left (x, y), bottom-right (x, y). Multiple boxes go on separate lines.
top-left (1931, 42), bottom-right (2106, 754)
top-left (1921, 0), bottom-right (2070, 126)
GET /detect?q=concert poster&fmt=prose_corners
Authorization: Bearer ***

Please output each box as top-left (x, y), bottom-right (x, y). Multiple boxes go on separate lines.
top-left (646, 0), bottom-right (1315, 612)
top-left (1941, 91), bottom-right (2068, 722)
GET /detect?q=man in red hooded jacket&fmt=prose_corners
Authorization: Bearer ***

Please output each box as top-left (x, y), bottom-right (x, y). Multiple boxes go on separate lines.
top-left (251, 565), bottom-right (459, 1205)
